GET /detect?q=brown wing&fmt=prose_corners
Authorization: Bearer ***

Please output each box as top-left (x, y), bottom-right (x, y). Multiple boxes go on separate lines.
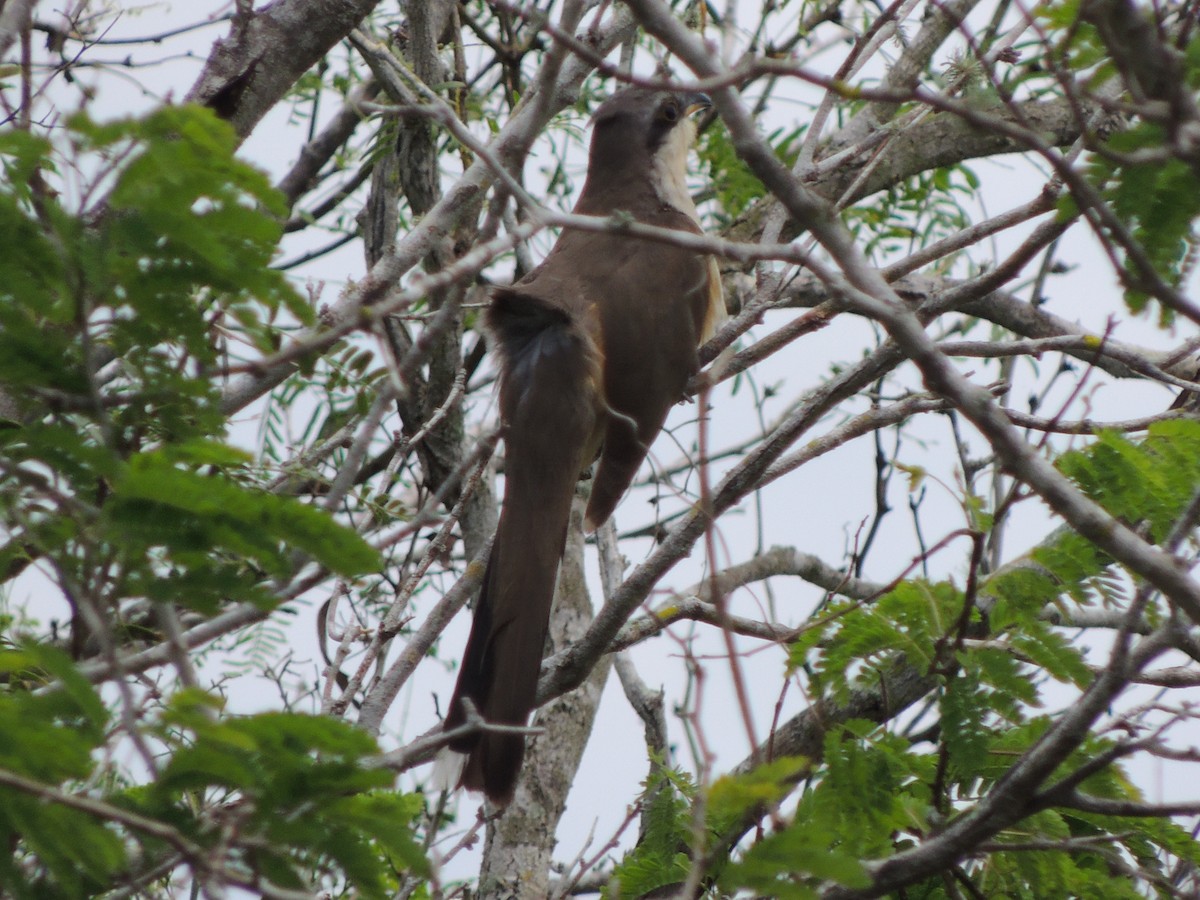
top-left (584, 213), bottom-right (715, 529)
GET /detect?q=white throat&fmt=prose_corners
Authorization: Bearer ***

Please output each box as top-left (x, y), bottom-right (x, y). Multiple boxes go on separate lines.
top-left (651, 118), bottom-right (700, 223)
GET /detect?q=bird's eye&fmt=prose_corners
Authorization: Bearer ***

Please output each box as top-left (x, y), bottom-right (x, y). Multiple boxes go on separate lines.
top-left (661, 103), bottom-right (679, 122)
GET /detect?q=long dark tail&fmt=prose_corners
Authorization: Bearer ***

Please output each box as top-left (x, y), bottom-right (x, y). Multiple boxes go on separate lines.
top-left (444, 289), bottom-right (597, 805)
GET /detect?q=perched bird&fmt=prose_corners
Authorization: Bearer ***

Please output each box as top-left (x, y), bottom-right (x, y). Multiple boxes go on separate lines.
top-left (443, 86), bottom-right (725, 805)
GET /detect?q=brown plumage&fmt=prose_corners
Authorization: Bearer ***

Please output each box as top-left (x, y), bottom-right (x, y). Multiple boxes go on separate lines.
top-left (443, 87), bottom-right (724, 805)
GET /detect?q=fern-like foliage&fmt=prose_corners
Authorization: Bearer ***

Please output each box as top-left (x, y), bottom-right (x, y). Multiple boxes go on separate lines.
top-left (717, 421), bottom-right (1200, 896)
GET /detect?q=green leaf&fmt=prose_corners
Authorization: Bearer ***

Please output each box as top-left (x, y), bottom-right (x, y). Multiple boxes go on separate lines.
top-left (105, 446), bottom-right (381, 596)
top-left (1084, 121), bottom-right (1200, 322)
top-left (722, 821), bottom-right (871, 897)
top-left (611, 766), bottom-right (696, 898)
top-left (940, 670), bottom-right (992, 779)
top-left (707, 756), bottom-right (809, 832)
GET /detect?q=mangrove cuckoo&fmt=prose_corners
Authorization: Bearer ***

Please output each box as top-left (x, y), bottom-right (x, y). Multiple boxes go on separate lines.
top-left (443, 86), bottom-right (724, 805)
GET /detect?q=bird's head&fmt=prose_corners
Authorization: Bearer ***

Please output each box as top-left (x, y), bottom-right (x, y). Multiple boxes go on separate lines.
top-left (590, 87), bottom-right (711, 152)
top-left (582, 86), bottom-right (712, 215)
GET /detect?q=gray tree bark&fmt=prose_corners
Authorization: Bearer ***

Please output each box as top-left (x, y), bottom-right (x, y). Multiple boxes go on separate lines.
top-left (186, 0), bottom-right (386, 138)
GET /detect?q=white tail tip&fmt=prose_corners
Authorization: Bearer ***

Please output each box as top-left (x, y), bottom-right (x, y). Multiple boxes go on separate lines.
top-left (430, 747), bottom-right (467, 795)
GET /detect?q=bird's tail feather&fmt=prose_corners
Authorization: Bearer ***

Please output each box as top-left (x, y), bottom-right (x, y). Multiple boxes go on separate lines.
top-left (443, 289), bottom-right (598, 805)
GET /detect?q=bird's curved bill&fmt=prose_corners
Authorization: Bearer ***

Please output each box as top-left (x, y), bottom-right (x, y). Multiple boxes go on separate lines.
top-left (684, 92), bottom-right (713, 116)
